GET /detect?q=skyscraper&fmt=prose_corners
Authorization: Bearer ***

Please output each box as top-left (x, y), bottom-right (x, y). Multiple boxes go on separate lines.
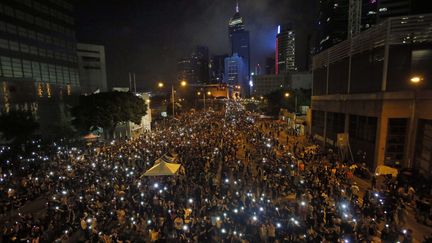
top-left (228, 2), bottom-right (245, 41)
top-left (210, 54), bottom-right (228, 83)
top-left (177, 46), bottom-right (210, 84)
top-left (228, 2), bottom-right (250, 95)
top-left (0, 0), bottom-right (79, 132)
top-left (224, 53), bottom-right (247, 92)
top-left (316, 0), bottom-right (432, 52)
top-left (316, 0), bottom-right (349, 52)
top-left (276, 24), bottom-right (296, 74)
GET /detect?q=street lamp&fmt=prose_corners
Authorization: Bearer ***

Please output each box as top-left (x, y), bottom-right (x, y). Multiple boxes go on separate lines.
top-left (157, 81), bottom-right (187, 116)
top-left (284, 92), bottom-right (290, 98)
top-left (410, 76), bottom-right (423, 84)
top-left (407, 75), bottom-right (423, 167)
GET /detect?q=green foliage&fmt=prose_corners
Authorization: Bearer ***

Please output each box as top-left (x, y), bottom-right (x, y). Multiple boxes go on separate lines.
top-left (263, 88), bottom-right (311, 117)
top-left (264, 89), bottom-right (288, 116)
top-left (0, 110), bottom-right (39, 142)
top-left (71, 92), bottom-right (147, 134)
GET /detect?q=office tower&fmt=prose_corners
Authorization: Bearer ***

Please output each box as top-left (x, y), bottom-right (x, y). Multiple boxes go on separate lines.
top-left (77, 43), bottom-right (108, 94)
top-left (316, 0), bottom-right (349, 52)
top-left (317, 0), bottom-right (432, 53)
top-left (0, 0), bottom-right (79, 132)
top-left (210, 54), bottom-right (228, 83)
top-left (276, 24), bottom-right (296, 74)
top-left (192, 45), bottom-right (210, 84)
top-left (177, 46), bottom-right (210, 84)
top-left (224, 53), bottom-right (247, 91)
top-left (265, 57), bottom-right (275, 75)
top-left (228, 2), bottom-right (250, 82)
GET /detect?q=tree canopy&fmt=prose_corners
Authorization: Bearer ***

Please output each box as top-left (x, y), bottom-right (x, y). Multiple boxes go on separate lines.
top-left (0, 110), bottom-right (39, 142)
top-left (71, 92), bottom-right (147, 134)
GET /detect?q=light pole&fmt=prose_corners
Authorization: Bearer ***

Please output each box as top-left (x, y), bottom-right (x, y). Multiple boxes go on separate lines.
top-left (284, 92), bottom-right (298, 113)
top-left (406, 75), bottom-right (423, 168)
top-left (158, 81), bottom-right (187, 117)
top-left (197, 91), bottom-right (211, 110)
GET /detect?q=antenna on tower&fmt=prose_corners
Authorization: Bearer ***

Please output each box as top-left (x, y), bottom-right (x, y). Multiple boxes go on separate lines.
top-left (236, 1), bottom-right (239, 13)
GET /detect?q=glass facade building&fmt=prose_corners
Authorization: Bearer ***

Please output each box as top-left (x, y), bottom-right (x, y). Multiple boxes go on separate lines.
top-left (0, 0), bottom-right (79, 112)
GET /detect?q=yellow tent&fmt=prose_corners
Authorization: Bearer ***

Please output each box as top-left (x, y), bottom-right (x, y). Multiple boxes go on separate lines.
top-left (375, 165), bottom-right (398, 177)
top-left (141, 160), bottom-right (181, 177)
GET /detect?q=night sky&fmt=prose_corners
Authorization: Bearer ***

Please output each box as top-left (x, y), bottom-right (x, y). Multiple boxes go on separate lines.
top-left (75, 0), bottom-right (317, 91)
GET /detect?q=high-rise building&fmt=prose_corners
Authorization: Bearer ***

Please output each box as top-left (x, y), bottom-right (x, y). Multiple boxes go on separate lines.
top-left (0, 0), bottom-right (79, 132)
top-left (177, 46), bottom-right (210, 84)
top-left (228, 2), bottom-right (245, 41)
top-left (228, 2), bottom-right (250, 89)
top-left (77, 43), bottom-right (107, 94)
top-left (316, 0), bottom-right (349, 53)
top-left (224, 53), bottom-right (247, 93)
top-left (210, 54), bottom-right (228, 83)
top-left (192, 46), bottom-right (210, 84)
top-left (311, 14), bottom-right (432, 173)
top-left (276, 24), bottom-right (296, 74)
top-left (265, 57), bottom-right (275, 75)
top-left (317, 0), bottom-right (432, 52)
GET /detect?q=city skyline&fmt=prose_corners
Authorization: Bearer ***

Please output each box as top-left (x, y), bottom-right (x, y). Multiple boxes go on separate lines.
top-left (75, 0), bottom-right (316, 90)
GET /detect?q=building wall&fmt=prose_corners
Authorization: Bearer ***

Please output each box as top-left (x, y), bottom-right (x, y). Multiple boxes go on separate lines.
top-left (252, 74), bottom-right (287, 97)
top-left (77, 43), bottom-right (107, 94)
top-left (0, 0), bottom-right (79, 135)
top-left (224, 53), bottom-right (248, 96)
top-left (277, 25), bottom-right (296, 74)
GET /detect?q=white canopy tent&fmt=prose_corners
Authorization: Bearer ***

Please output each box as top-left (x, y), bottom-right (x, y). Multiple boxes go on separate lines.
top-left (141, 161), bottom-right (181, 177)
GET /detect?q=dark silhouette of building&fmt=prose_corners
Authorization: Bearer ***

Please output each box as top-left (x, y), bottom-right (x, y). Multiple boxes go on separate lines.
top-left (210, 54), bottom-right (228, 83)
top-left (177, 46), bottom-right (210, 84)
top-left (317, 0), bottom-right (432, 53)
top-left (265, 57), bottom-right (275, 75)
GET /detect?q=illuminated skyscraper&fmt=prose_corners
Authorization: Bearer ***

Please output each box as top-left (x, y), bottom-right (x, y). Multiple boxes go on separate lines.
top-left (276, 24), bottom-right (296, 74)
top-left (228, 2), bottom-right (250, 95)
top-left (224, 53), bottom-right (247, 95)
top-left (228, 2), bottom-right (245, 41)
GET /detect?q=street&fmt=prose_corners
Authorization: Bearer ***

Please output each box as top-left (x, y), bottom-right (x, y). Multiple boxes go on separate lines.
top-left (1, 101), bottom-right (432, 242)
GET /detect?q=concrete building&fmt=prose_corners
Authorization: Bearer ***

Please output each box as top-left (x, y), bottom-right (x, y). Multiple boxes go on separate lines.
top-left (0, 0), bottom-right (79, 134)
top-left (77, 43), bottom-right (107, 94)
top-left (311, 14), bottom-right (432, 174)
top-left (252, 72), bottom-right (312, 97)
top-left (252, 74), bottom-right (288, 97)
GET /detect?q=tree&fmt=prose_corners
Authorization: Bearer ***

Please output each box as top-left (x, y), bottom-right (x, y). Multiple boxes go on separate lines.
top-left (0, 110), bottom-right (39, 143)
top-left (264, 89), bottom-right (289, 117)
top-left (71, 92), bottom-right (147, 137)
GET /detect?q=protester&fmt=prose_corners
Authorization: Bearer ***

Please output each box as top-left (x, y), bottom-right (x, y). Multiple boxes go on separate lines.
top-left (0, 101), bottom-right (424, 242)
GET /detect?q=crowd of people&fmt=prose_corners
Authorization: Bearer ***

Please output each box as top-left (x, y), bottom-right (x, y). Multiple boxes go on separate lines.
top-left (0, 101), bottom-right (430, 242)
